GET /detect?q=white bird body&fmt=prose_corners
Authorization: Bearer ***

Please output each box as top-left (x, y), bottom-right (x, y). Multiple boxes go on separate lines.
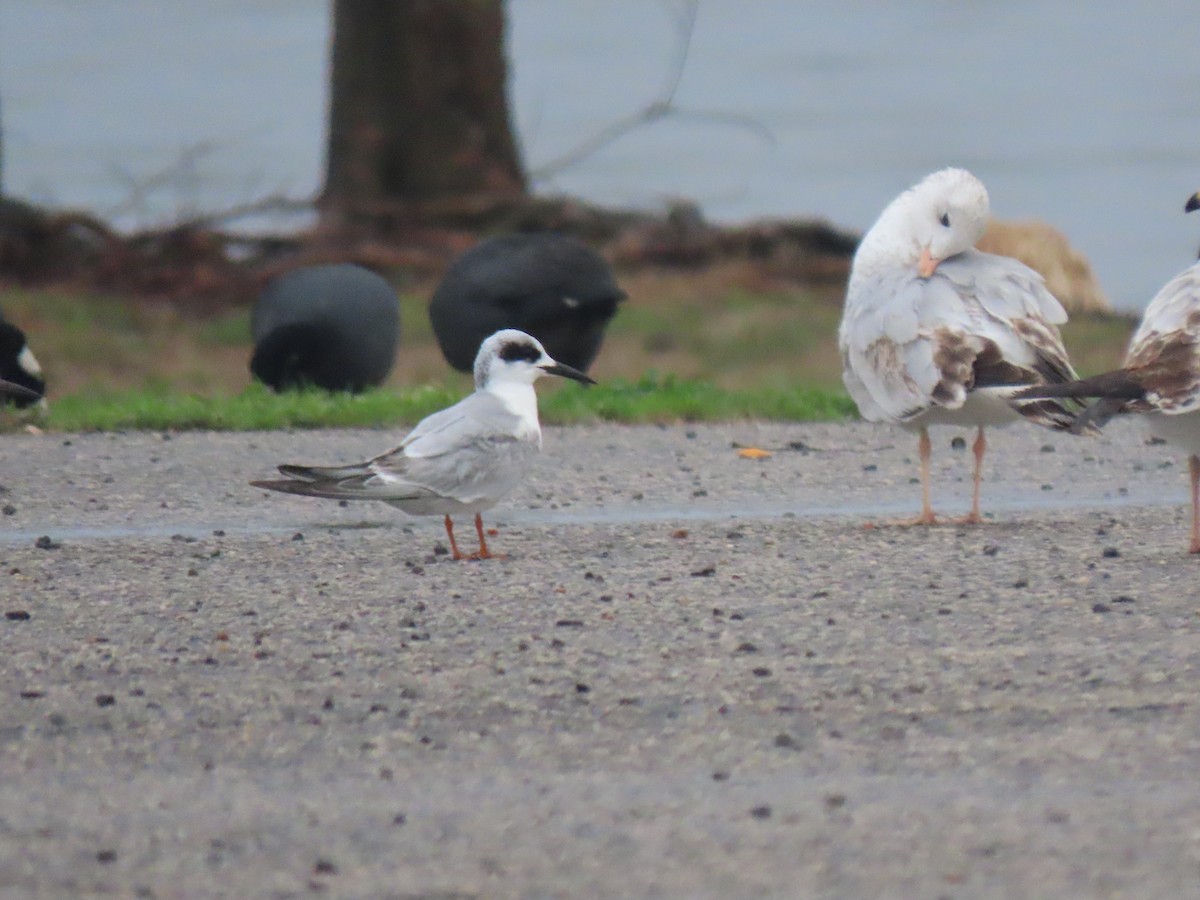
top-left (1014, 239), bottom-right (1200, 553)
top-left (252, 329), bottom-right (594, 559)
top-left (1123, 262), bottom-right (1200, 455)
top-left (839, 168), bottom-right (1083, 523)
top-left (1145, 409), bottom-right (1200, 454)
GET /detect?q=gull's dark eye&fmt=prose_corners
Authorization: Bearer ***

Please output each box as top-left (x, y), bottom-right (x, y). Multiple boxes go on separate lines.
top-left (939, 213), bottom-right (950, 227)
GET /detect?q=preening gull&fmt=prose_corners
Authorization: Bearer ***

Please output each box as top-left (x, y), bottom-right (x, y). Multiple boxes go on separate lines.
top-left (838, 167), bottom-right (1085, 524)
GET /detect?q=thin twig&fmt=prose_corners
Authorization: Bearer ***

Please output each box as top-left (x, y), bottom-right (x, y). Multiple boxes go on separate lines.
top-left (170, 193), bottom-right (315, 231)
top-left (530, 0), bottom-right (772, 183)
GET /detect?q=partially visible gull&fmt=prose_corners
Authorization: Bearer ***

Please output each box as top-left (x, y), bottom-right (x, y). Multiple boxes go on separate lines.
top-left (839, 167), bottom-right (1085, 524)
top-left (1018, 190), bottom-right (1200, 552)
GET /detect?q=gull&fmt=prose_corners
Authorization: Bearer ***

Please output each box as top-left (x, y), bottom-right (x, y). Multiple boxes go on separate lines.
top-left (838, 167), bottom-right (1085, 524)
top-left (1017, 190), bottom-right (1200, 552)
top-left (251, 329), bottom-right (594, 559)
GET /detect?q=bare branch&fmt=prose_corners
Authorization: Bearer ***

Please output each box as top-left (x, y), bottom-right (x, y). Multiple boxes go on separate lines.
top-left (661, 107), bottom-right (777, 146)
top-left (530, 0), bottom-right (773, 184)
top-left (104, 140), bottom-right (222, 225)
top-left (657, 0), bottom-right (698, 103)
top-left (167, 193), bottom-right (315, 232)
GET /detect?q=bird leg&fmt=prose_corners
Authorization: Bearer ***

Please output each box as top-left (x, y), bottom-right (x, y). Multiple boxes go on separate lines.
top-left (443, 514), bottom-right (466, 561)
top-left (873, 427), bottom-right (939, 527)
top-left (953, 426), bottom-right (987, 525)
top-left (1190, 455), bottom-right (1200, 554)
top-left (915, 427), bottom-right (939, 524)
top-left (474, 513), bottom-right (493, 559)
top-left (896, 427), bottom-right (940, 525)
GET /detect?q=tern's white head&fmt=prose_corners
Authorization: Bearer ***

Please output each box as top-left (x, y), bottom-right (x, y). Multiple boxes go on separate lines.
top-left (854, 167), bottom-right (991, 282)
top-left (472, 329), bottom-right (596, 391)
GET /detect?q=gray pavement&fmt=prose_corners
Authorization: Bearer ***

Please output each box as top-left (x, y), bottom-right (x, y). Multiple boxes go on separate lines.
top-left (1, 420), bottom-right (1198, 898)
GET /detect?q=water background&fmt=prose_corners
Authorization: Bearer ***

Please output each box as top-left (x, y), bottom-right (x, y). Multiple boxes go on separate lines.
top-left (4, 0), bottom-right (1200, 311)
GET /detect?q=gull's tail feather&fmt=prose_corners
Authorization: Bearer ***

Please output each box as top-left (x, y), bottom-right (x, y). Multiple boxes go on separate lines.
top-left (1013, 369), bottom-right (1143, 434)
top-left (1069, 398), bottom-right (1126, 434)
top-left (1019, 396), bottom-right (1093, 433)
top-left (983, 386), bottom-right (1095, 433)
top-left (1013, 370), bottom-right (1145, 403)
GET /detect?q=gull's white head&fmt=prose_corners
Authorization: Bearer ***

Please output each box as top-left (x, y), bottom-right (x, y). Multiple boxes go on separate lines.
top-left (473, 329), bottom-right (596, 391)
top-left (855, 167), bottom-right (991, 280)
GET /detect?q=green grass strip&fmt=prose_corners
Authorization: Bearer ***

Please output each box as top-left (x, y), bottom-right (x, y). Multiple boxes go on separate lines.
top-left (33, 375), bottom-right (855, 433)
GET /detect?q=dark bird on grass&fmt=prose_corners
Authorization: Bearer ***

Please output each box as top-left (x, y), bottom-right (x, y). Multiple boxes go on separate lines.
top-left (0, 378), bottom-right (41, 404)
top-left (251, 330), bottom-right (595, 560)
top-left (429, 233), bottom-right (625, 374)
top-left (0, 319), bottom-right (46, 408)
top-left (251, 264), bottom-right (400, 393)
top-left (1017, 190), bottom-right (1200, 553)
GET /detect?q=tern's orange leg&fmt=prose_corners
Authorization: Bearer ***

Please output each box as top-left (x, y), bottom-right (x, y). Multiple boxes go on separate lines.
top-left (472, 513), bottom-right (492, 556)
top-left (1189, 456), bottom-right (1200, 554)
top-left (444, 514), bottom-right (466, 560)
top-left (473, 512), bottom-right (502, 559)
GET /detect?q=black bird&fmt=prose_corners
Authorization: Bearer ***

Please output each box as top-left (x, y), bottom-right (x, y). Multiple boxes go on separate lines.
top-left (251, 264), bottom-right (401, 392)
top-left (0, 320), bottom-right (46, 408)
top-left (428, 233), bottom-right (625, 373)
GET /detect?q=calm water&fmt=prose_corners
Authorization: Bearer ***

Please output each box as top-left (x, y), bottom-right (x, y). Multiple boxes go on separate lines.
top-left (3, 0), bottom-right (1200, 310)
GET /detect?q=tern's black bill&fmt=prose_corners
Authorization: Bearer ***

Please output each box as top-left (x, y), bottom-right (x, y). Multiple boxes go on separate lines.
top-left (540, 362), bottom-right (596, 385)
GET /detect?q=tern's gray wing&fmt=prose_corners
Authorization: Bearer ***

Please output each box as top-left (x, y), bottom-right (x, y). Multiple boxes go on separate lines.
top-left (840, 249), bottom-right (1080, 427)
top-left (363, 391), bottom-right (539, 504)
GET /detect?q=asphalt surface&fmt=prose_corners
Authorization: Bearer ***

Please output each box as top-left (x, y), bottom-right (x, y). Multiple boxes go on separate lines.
top-left (1, 420), bottom-right (1199, 899)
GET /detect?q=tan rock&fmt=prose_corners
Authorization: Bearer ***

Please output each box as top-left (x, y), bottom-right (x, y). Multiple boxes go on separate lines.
top-left (978, 218), bottom-right (1111, 313)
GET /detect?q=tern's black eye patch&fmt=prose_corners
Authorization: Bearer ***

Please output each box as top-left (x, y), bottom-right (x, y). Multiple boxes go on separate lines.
top-left (939, 213), bottom-right (950, 227)
top-left (498, 340), bottom-right (542, 364)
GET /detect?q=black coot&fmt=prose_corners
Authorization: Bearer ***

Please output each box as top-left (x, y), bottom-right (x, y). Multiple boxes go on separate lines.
top-left (429, 234), bottom-right (625, 373)
top-left (251, 264), bottom-right (401, 392)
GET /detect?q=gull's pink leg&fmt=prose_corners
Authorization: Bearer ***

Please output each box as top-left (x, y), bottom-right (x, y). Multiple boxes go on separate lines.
top-left (1189, 456), bottom-right (1200, 554)
top-left (954, 426), bottom-right (987, 525)
top-left (914, 427), bottom-right (938, 525)
top-left (869, 427), bottom-right (938, 527)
